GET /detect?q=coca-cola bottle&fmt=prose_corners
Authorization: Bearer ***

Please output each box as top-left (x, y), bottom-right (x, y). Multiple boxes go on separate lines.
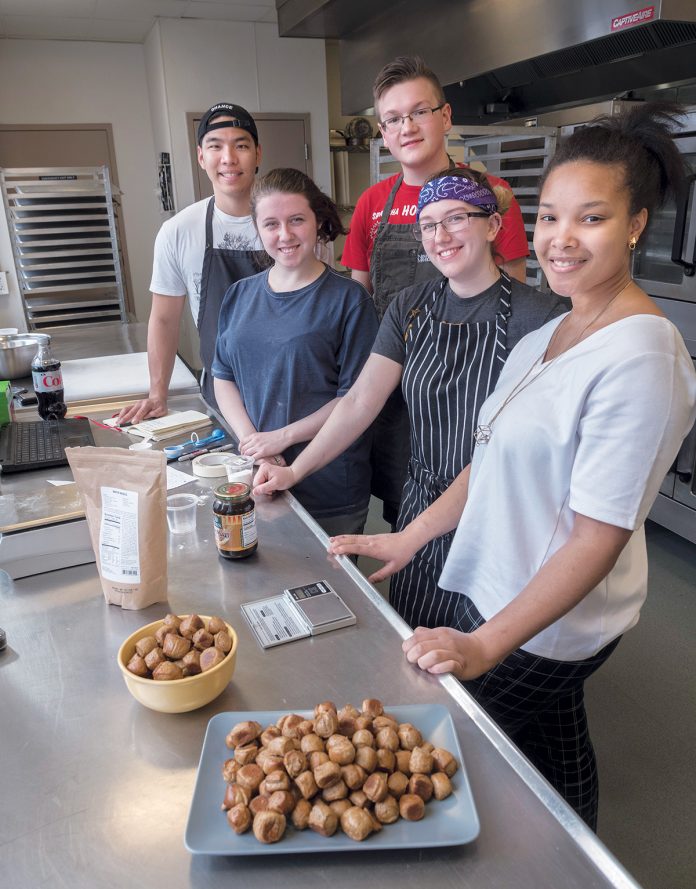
top-left (31, 338), bottom-right (67, 420)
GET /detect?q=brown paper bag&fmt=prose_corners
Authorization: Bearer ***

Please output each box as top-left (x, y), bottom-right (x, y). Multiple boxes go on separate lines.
top-left (66, 446), bottom-right (167, 609)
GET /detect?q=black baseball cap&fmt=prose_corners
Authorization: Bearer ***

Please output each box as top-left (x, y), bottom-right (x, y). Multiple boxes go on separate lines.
top-left (197, 103), bottom-right (258, 146)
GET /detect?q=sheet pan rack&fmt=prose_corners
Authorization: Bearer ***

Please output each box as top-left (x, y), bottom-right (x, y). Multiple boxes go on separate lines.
top-left (0, 166), bottom-right (127, 329)
top-left (370, 125), bottom-right (557, 289)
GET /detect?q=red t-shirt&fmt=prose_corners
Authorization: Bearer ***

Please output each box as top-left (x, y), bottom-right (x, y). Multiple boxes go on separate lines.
top-left (341, 169), bottom-right (530, 273)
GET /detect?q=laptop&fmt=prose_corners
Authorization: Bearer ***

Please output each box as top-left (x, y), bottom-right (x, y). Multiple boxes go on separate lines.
top-left (0, 418), bottom-right (95, 474)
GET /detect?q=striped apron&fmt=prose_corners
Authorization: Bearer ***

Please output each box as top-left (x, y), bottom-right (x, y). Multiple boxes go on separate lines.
top-left (390, 272), bottom-right (512, 629)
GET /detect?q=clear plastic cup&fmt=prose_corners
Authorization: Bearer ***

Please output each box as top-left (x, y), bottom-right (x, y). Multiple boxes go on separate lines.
top-left (225, 455), bottom-right (255, 487)
top-left (166, 493), bottom-right (198, 534)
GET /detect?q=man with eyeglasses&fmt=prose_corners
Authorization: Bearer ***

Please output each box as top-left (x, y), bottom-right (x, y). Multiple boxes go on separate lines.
top-left (341, 56), bottom-right (529, 526)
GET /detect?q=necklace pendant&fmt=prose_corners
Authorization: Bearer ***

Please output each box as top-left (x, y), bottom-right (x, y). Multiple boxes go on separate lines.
top-left (474, 424), bottom-right (492, 445)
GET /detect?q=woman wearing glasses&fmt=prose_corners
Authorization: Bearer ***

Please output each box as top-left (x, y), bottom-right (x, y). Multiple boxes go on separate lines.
top-left (342, 56), bottom-right (529, 529)
top-left (254, 166), bottom-right (566, 627)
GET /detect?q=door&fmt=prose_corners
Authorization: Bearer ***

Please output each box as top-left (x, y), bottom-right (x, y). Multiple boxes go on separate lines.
top-left (188, 113), bottom-right (312, 202)
top-left (0, 124), bottom-right (134, 314)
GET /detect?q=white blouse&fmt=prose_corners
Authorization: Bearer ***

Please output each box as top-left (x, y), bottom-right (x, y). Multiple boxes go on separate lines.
top-left (438, 314), bottom-right (696, 660)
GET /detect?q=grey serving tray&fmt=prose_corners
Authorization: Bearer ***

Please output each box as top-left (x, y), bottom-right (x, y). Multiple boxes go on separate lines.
top-left (185, 703), bottom-right (480, 855)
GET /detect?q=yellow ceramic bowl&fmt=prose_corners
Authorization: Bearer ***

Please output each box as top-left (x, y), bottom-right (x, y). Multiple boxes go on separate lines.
top-left (117, 615), bottom-right (238, 713)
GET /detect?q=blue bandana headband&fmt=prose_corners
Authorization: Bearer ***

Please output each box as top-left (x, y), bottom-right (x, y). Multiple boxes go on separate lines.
top-left (417, 175), bottom-right (498, 219)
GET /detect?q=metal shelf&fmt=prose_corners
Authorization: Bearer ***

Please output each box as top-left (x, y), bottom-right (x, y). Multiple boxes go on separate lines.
top-left (1, 166), bottom-right (127, 330)
top-left (369, 125), bottom-right (557, 290)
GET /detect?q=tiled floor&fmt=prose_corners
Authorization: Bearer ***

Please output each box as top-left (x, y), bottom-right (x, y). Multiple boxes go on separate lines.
top-left (359, 502), bottom-right (696, 889)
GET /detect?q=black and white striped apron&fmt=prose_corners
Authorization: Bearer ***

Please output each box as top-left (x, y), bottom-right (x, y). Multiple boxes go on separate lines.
top-left (390, 272), bottom-right (512, 629)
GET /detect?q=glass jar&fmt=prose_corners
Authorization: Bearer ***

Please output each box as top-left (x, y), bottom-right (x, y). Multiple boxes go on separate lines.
top-left (212, 482), bottom-right (258, 560)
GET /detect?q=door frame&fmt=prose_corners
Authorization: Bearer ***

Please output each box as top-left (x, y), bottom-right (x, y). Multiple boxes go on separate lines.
top-left (0, 122), bottom-right (135, 316)
top-left (186, 111), bottom-right (313, 203)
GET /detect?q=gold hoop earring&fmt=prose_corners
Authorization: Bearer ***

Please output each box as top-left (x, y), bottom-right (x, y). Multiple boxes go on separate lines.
top-left (629, 236), bottom-right (637, 251)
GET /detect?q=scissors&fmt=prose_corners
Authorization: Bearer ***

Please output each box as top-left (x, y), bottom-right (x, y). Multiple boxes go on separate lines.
top-left (162, 427), bottom-right (227, 460)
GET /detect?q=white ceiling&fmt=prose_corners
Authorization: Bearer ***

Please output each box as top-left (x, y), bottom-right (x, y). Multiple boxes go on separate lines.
top-left (0, 0), bottom-right (277, 43)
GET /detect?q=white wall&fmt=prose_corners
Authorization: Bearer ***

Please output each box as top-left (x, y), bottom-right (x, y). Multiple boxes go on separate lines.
top-left (0, 38), bottom-right (162, 329)
top-left (151, 18), bottom-right (330, 366)
top-left (0, 23), bottom-right (330, 352)
top-left (156, 19), bottom-right (330, 208)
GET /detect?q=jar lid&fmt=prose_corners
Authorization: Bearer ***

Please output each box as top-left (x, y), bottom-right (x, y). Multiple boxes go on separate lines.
top-left (214, 482), bottom-right (251, 500)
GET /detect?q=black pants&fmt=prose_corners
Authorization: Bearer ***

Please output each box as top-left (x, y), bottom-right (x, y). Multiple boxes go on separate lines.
top-left (455, 594), bottom-right (620, 830)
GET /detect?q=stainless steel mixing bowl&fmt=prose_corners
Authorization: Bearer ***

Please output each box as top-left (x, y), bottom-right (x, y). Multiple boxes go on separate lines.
top-left (0, 333), bottom-right (49, 380)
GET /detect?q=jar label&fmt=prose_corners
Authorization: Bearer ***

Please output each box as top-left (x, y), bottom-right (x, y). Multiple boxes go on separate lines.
top-left (214, 508), bottom-right (257, 552)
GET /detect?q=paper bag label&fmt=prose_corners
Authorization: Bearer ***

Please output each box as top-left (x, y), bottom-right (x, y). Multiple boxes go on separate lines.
top-left (99, 487), bottom-right (141, 583)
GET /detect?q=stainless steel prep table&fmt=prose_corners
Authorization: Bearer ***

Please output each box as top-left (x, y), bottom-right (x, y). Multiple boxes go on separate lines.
top-left (8, 320), bottom-right (150, 393)
top-left (8, 321), bottom-right (199, 415)
top-left (0, 471), bottom-right (641, 887)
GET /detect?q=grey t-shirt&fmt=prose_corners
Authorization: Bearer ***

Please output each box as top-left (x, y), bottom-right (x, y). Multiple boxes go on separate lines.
top-left (212, 265), bottom-right (379, 518)
top-left (373, 275), bottom-right (569, 365)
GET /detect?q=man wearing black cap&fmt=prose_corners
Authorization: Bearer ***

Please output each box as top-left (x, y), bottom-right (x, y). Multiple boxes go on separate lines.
top-left (119, 103), bottom-right (268, 422)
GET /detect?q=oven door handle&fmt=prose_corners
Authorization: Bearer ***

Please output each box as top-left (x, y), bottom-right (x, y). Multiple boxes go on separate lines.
top-left (671, 172), bottom-right (696, 277)
top-left (676, 419), bottom-right (696, 482)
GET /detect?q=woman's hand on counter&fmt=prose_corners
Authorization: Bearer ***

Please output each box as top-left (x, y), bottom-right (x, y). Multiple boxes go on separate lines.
top-left (116, 395), bottom-right (168, 425)
top-left (402, 627), bottom-right (493, 681)
top-left (240, 428), bottom-right (290, 460)
top-left (327, 531), bottom-right (416, 583)
top-left (252, 461), bottom-right (294, 496)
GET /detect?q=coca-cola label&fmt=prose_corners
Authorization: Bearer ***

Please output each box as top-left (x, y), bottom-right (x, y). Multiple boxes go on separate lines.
top-left (32, 368), bottom-right (63, 393)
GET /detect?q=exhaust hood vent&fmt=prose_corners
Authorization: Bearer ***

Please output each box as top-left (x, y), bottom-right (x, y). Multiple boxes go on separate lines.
top-left (277, 0), bottom-right (696, 118)
top-left (533, 31), bottom-right (656, 80)
top-left (655, 19), bottom-right (696, 44)
top-left (480, 20), bottom-right (696, 91)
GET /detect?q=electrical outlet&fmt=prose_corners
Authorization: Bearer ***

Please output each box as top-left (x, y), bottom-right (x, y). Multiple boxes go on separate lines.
top-left (0, 271), bottom-right (9, 295)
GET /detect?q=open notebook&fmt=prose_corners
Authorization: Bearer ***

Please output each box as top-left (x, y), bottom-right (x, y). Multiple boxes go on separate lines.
top-left (126, 411), bottom-right (212, 442)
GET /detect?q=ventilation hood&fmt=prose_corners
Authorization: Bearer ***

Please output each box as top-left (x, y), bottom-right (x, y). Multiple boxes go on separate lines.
top-left (277, 0), bottom-right (696, 120)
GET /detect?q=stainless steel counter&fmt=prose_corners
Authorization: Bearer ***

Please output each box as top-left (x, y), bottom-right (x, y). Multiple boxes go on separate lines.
top-left (39, 320), bottom-right (150, 360)
top-left (0, 393), bottom-right (206, 534)
top-left (0, 484), bottom-right (641, 888)
top-left (2, 323), bottom-right (200, 534)
top-left (9, 322), bottom-right (199, 416)
top-left (7, 321), bottom-right (150, 392)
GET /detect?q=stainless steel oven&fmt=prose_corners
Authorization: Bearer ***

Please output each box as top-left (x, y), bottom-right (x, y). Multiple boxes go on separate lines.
top-left (632, 109), bottom-right (696, 303)
top-left (649, 319), bottom-right (696, 545)
top-left (631, 110), bottom-right (696, 544)
top-left (537, 102), bottom-right (696, 543)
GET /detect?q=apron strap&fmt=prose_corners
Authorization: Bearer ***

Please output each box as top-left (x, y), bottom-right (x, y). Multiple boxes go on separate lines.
top-left (403, 278), bottom-right (446, 342)
top-left (378, 174), bottom-right (403, 228)
top-left (493, 270), bottom-right (513, 369)
top-left (204, 196), bottom-right (215, 250)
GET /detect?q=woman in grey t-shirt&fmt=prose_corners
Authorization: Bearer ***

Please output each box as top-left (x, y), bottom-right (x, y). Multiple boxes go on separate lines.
top-left (212, 169), bottom-right (378, 536)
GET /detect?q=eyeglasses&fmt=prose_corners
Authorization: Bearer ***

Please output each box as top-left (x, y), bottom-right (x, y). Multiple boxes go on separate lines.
top-left (379, 104), bottom-right (446, 134)
top-left (413, 212), bottom-right (491, 241)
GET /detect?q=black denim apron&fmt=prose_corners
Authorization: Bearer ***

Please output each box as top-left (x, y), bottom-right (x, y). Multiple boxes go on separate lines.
top-left (369, 175), bottom-right (443, 524)
top-left (197, 197), bottom-right (270, 409)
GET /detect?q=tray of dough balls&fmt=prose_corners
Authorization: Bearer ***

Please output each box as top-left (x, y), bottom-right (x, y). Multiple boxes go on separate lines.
top-left (185, 699), bottom-right (479, 854)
